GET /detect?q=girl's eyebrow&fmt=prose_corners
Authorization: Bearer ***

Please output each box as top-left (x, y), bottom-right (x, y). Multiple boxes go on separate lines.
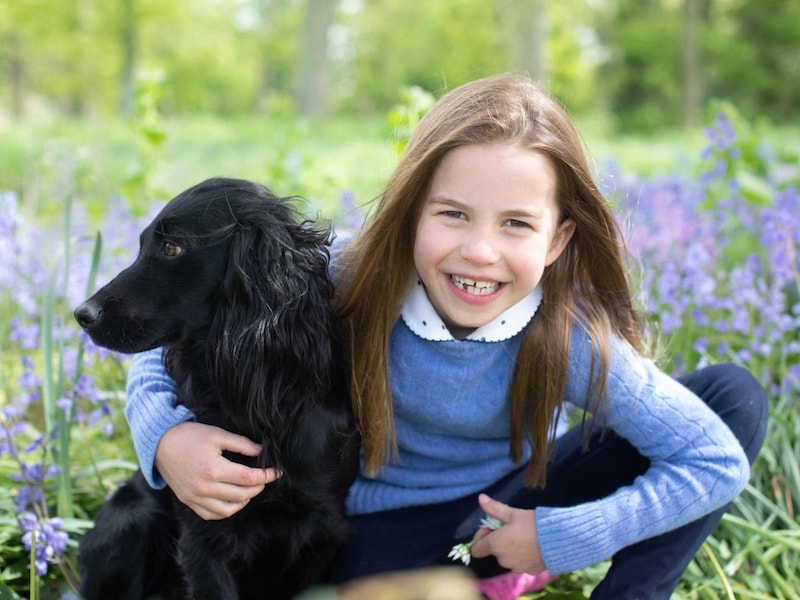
top-left (427, 195), bottom-right (464, 208)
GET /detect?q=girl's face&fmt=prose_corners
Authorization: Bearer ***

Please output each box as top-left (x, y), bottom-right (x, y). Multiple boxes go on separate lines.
top-left (414, 143), bottom-right (575, 340)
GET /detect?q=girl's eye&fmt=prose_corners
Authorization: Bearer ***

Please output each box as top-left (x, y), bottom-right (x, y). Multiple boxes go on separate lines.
top-left (505, 219), bottom-right (531, 228)
top-left (443, 210), bottom-right (466, 220)
top-left (163, 242), bottom-right (182, 257)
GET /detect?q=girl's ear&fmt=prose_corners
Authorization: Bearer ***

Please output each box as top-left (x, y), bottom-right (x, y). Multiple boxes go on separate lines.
top-left (545, 218), bottom-right (576, 266)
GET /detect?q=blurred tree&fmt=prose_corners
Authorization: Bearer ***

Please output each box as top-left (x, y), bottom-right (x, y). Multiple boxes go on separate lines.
top-left (708, 0), bottom-right (800, 121)
top-left (543, 2), bottom-right (601, 114)
top-left (339, 0), bottom-right (595, 115)
top-left (152, 0), bottom-right (261, 114)
top-left (5, 33), bottom-right (23, 118)
top-left (680, 0), bottom-right (707, 127)
top-left (341, 0), bottom-right (506, 111)
top-left (65, 0), bottom-right (91, 115)
top-left (498, 0), bottom-right (548, 83)
top-left (1, 0), bottom-right (797, 124)
top-left (119, 0), bottom-right (137, 117)
top-left (43, 0), bottom-right (118, 116)
top-left (1, 0), bottom-right (69, 117)
top-left (0, 0), bottom-right (25, 117)
top-left (251, 0), bottom-right (303, 114)
top-left (296, 0), bottom-right (336, 117)
top-left (596, 0), bottom-right (682, 131)
top-left (596, 0), bottom-right (800, 129)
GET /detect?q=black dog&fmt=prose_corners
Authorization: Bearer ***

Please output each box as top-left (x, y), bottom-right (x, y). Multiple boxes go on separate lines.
top-left (74, 178), bottom-right (360, 600)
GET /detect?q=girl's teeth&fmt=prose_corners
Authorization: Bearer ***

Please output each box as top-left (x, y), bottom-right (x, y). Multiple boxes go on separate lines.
top-left (451, 275), bottom-right (500, 295)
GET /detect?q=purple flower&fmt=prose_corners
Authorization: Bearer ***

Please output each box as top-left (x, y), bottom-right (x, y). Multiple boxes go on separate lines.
top-left (0, 192), bottom-right (23, 289)
top-left (693, 337), bottom-right (708, 355)
top-left (8, 318), bottom-right (40, 351)
top-left (56, 396), bottom-right (73, 413)
top-left (705, 111), bottom-right (737, 153)
top-left (18, 512), bottom-right (70, 576)
top-left (789, 364), bottom-right (800, 387)
top-left (337, 191), bottom-right (363, 230)
top-left (74, 373), bottom-right (99, 403)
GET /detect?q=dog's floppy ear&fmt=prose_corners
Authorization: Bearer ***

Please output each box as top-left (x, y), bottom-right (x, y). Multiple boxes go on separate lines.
top-left (208, 211), bottom-right (337, 455)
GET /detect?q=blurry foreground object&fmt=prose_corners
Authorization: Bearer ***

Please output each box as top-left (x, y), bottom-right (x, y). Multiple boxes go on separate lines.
top-left (295, 566), bottom-right (482, 600)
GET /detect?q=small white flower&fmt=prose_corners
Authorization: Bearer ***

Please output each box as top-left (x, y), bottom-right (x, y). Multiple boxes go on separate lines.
top-left (448, 542), bottom-right (474, 566)
top-left (448, 514), bottom-right (505, 566)
top-left (479, 516), bottom-right (504, 531)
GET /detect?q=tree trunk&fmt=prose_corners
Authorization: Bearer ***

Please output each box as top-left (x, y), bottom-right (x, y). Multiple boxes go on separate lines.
top-left (8, 33), bottom-right (24, 118)
top-left (680, 0), bottom-right (705, 127)
top-left (295, 0), bottom-right (335, 118)
top-left (253, 0), bottom-right (274, 114)
top-left (119, 0), bottom-right (137, 118)
top-left (505, 0), bottom-right (547, 82)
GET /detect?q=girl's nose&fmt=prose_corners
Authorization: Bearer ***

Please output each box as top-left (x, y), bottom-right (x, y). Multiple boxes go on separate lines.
top-left (459, 232), bottom-right (500, 265)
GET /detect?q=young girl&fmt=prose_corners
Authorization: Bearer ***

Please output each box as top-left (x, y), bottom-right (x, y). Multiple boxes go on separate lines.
top-left (124, 74), bottom-right (767, 598)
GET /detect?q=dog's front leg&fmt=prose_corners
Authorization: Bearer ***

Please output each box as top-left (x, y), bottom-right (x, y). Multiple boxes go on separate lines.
top-left (176, 513), bottom-right (240, 600)
top-left (79, 470), bottom-right (181, 600)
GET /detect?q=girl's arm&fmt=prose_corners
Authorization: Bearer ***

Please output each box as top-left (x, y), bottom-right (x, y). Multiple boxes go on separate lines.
top-left (125, 348), bottom-right (279, 519)
top-left (534, 330), bottom-right (750, 575)
top-left (125, 348), bottom-right (193, 488)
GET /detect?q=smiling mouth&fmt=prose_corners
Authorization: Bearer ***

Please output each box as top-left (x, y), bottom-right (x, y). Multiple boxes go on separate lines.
top-left (450, 275), bottom-right (501, 296)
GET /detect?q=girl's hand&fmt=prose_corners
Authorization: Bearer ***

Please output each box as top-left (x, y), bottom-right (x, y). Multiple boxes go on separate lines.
top-left (154, 421), bottom-right (281, 521)
top-left (469, 494), bottom-right (546, 574)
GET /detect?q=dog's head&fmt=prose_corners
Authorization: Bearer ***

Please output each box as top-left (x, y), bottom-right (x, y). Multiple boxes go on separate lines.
top-left (74, 177), bottom-right (335, 359)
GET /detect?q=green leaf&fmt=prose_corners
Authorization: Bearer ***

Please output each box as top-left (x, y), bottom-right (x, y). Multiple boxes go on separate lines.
top-left (0, 580), bottom-right (22, 600)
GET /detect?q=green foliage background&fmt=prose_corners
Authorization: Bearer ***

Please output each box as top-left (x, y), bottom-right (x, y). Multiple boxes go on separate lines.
top-left (1, 1), bottom-right (800, 598)
top-left (1, 0), bottom-right (798, 127)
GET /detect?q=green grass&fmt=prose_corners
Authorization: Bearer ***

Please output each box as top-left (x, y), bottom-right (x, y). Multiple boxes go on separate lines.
top-left (0, 115), bottom-right (396, 224)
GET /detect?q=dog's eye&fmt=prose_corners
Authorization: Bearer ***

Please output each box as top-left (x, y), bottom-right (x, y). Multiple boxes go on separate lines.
top-left (163, 242), bottom-right (182, 257)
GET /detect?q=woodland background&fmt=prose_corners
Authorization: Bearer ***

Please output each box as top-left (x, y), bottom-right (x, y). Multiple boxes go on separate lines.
top-left (1, 1), bottom-right (799, 599)
top-left (2, 0), bottom-right (798, 127)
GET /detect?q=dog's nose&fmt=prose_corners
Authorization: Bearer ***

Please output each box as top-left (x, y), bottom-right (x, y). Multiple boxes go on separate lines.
top-left (74, 301), bottom-right (101, 329)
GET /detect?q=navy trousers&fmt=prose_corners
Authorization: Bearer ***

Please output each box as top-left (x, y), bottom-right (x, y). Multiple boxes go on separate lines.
top-left (331, 364), bottom-right (768, 599)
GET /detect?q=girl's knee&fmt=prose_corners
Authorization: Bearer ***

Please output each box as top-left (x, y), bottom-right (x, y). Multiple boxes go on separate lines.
top-left (714, 363), bottom-right (768, 463)
top-left (682, 363), bottom-right (768, 463)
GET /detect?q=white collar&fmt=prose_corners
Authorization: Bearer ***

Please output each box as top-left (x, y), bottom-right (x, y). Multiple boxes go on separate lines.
top-left (400, 276), bottom-right (543, 342)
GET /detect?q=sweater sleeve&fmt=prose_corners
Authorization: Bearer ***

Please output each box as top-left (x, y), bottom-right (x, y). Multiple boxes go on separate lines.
top-left (124, 347), bottom-right (195, 488)
top-left (535, 330), bottom-right (750, 575)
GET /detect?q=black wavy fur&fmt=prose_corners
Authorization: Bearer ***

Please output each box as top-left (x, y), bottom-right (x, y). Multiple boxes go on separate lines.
top-left (74, 178), bottom-right (360, 600)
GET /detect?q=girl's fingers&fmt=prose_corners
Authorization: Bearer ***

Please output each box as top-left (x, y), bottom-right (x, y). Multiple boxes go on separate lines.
top-left (214, 429), bottom-right (264, 457)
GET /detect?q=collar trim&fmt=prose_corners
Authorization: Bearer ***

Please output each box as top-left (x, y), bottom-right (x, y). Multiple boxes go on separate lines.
top-left (400, 277), bottom-right (543, 342)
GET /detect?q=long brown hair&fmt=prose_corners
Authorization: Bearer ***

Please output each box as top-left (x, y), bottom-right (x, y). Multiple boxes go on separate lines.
top-left (336, 74), bottom-right (645, 486)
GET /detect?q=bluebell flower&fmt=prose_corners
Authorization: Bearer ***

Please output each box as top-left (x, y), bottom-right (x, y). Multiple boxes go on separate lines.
top-left (692, 337), bottom-right (708, 355)
top-left (0, 192), bottom-right (22, 289)
top-left (706, 111), bottom-right (737, 153)
top-left (9, 318), bottom-right (40, 351)
top-left (338, 190), bottom-right (364, 230)
top-left (24, 435), bottom-right (46, 454)
top-left (74, 373), bottom-right (99, 403)
top-left (18, 512), bottom-right (69, 576)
